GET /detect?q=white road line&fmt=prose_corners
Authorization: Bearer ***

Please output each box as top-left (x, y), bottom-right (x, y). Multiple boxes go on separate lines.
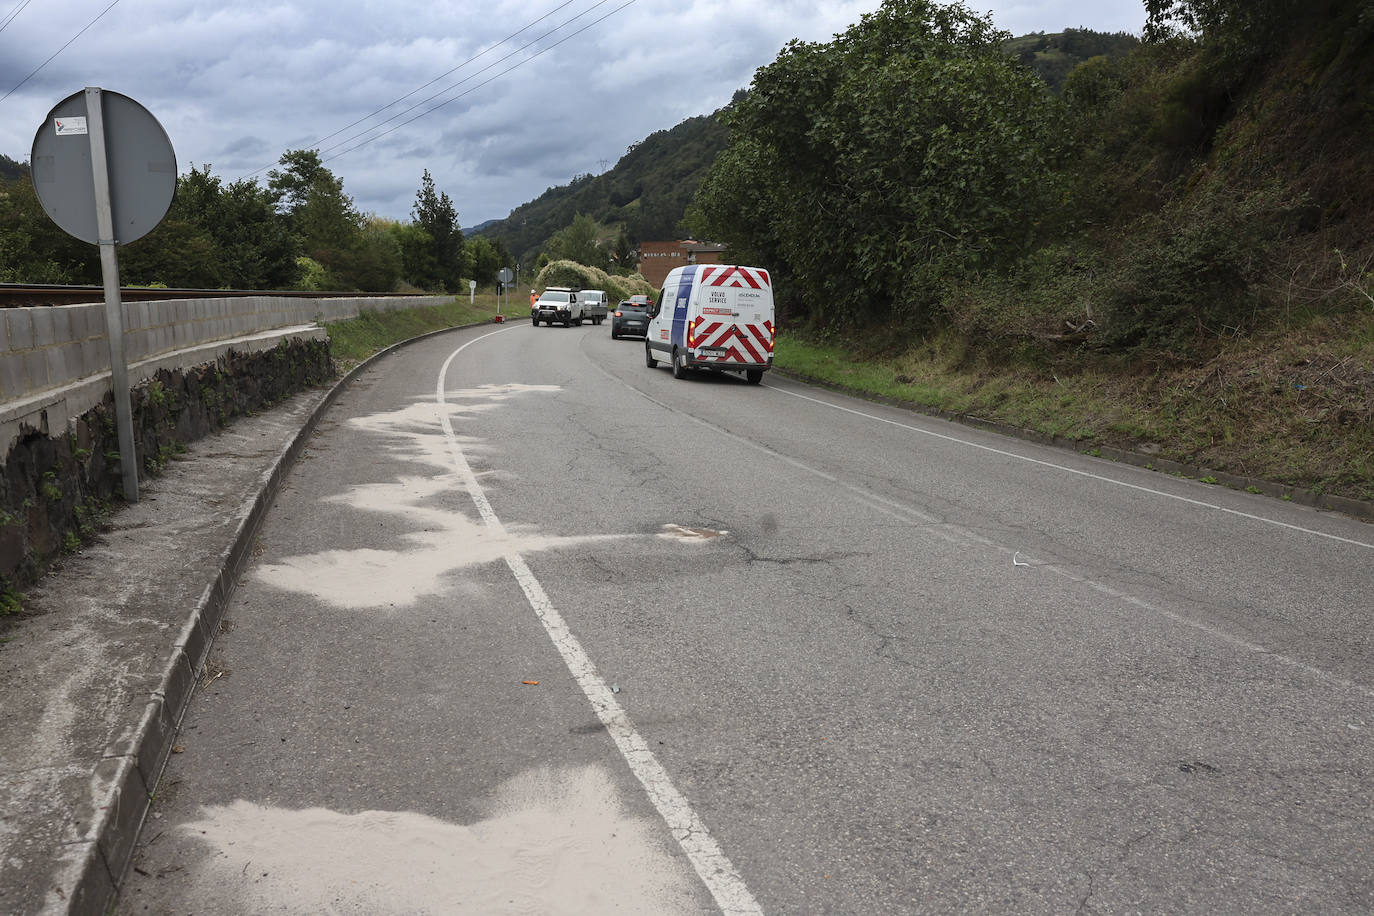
top-left (772, 385), bottom-right (1374, 552)
top-left (436, 331), bottom-right (764, 916)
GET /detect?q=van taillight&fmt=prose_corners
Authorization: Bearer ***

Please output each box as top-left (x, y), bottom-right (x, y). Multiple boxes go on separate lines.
top-left (688, 318), bottom-right (698, 348)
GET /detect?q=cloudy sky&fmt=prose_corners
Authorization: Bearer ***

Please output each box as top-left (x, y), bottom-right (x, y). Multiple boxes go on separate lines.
top-left (1, 0), bottom-right (1147, 227)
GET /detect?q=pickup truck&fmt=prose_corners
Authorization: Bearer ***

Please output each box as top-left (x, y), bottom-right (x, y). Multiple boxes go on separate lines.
top-left (578, 289), bottom-right (609, 326)
top-left (531, 288), bottom-right (581, 327)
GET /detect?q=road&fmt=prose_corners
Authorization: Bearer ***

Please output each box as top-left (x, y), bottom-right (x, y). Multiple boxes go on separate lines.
top-left (120, 320), bottom-right (1374, 914)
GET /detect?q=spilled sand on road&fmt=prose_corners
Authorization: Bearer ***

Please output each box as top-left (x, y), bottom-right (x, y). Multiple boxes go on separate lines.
top-left (179, 764), bottom-right (698, 914)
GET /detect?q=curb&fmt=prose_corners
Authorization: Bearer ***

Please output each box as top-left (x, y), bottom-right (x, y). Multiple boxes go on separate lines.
top-left (63, 320), bottom-right (492, 916)
top-left (771, 368), bottom-right (1374, 525)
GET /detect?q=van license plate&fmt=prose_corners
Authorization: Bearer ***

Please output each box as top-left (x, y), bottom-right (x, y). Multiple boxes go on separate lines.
top-left (697, 347), bottom-right (726, 357)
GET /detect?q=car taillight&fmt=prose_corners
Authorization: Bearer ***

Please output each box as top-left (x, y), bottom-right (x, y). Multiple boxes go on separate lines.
top-left (615, 310), bottom-right (623, 317)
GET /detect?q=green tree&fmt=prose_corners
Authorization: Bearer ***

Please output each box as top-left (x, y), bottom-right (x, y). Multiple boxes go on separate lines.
top-left (546, 213), bottom-right (607, 270)
top-left (691, 0), bottom-right (1063, 328)
top-left (268, 150), bottom-right (370, 289)
top-left (390, 222), bottom-right (439, 290)
top-left (412, 170), bottom-right (464, 292)
top-left (122, 164), bottom-right (298, 289)
top-left (350, 217), bottom-right (404, 293)
top-left (612, 230), bottom-right (638, 272)
top-left (465, 236), bottom-right (503, 287)
top-left (0, 176), bottom-right (98, 283)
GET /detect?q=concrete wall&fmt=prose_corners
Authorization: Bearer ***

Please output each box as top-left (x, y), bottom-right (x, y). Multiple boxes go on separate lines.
top-left (0, 294), bottom-right (452, 453)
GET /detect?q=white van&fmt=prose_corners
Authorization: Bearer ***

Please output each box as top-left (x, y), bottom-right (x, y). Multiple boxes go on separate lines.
top-left (644, 264), bottom-right (775, 384)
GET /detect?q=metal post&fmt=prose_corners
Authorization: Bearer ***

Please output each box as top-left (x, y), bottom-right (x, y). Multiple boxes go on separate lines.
top-left (85, 87), bottom-right (139, 502)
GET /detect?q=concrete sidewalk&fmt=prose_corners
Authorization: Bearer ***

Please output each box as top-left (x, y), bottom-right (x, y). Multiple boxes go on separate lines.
top-left (0, 383), bottom-right (334, 916)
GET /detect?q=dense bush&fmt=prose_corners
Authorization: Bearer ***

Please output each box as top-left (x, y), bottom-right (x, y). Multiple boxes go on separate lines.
top-left (534, 260), bottom-right (654, 304)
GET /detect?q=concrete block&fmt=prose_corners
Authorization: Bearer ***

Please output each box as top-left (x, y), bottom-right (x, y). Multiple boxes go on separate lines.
top-left (28, 307), bottom-right (56, 348)
top-left (133, 696), bottom-right (178, 793)
top-left (80, 338), bottom-right (107, 377)
top-left (91, 755), bottom-right (149, 894)
top-left (126, 328), bottom-right (150, 362)
top-left (23, 349), bottom-right (47, 391)
top-left (66, 305), bottom-right (90, 342)
top-left (51, 839), bottom-right (115, 916)
top-left (45, 345), bottom-right (69, 389)
top-left (0, 352), bottom-right (26, 400)
top-left (50, 306), bottom-right (74, 343)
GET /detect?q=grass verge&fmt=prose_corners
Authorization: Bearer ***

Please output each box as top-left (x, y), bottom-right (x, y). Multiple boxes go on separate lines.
top-left (775, 315), bottom-right (1374, 505)
top-left (323, 294), bottom-right (508, 370)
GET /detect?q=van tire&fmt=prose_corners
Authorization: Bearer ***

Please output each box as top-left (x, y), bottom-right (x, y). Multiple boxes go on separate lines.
top-left (672, 348), bottom-right (688, 380)
top-left (645, 344), bottom-right (658, 369)
top-left (746, 369), bottom-right (764, 385)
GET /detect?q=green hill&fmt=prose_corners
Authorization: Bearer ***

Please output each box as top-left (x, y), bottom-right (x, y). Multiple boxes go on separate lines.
top-left (478, 29), bottom-right (1139, 264)
top-left (1005, 28), bottom-right (1142, 91)
top-left (477, 111), bottom-right (730, 263)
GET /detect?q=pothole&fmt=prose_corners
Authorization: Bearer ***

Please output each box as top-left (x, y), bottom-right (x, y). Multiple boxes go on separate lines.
top-left (657, 524), bottom-right (728, 542)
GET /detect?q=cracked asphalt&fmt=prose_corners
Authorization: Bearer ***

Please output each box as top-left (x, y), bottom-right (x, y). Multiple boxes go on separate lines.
top-left (119, 321), bottom-right (1372, 914)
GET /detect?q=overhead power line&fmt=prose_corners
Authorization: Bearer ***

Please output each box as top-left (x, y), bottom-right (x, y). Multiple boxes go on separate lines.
top-left (314, 0), bottom-right (617, 161)
top-left (322, 0), bottom-right (640, 166)
top-left (0, 0), bottom-right (37, 35)
top-left (0, 0), bottom-right (124, 105)
top-left (239, 0), bottom-right (598, 180)
top-left (307, 0), bottom-right (583, 152)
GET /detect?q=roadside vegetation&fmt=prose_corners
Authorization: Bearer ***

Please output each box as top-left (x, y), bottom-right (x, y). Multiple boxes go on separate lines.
top-left (323, 295), bottom-right (502, 371)
top-left (689, 0), bottom-right (1374, 505)
top-left (0, 152), bottom-right (509, 295)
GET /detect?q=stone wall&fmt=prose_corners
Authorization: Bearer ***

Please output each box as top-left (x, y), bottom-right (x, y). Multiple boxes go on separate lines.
top-left (0, 338), bottom-right (334, 602)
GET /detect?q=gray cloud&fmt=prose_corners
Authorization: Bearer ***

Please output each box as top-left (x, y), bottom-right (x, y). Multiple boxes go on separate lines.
top-left (0, 0), bottom-right (1145, 224)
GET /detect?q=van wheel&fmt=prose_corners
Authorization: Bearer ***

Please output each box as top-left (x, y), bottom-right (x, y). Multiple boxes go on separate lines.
top-left (746, 369), bottom-right (764, 385)
top-left (645, 344), bottom-right (658, 369)
top-left (672, 348), bottom-right (688, 380)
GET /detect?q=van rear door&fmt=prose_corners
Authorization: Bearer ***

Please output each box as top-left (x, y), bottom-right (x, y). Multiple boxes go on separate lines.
top-left (689, 266), bottom-right (774, 368)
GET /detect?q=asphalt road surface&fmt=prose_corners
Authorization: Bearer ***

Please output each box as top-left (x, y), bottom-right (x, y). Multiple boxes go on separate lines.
top-left (120, 321), bottom-right (1374, 915)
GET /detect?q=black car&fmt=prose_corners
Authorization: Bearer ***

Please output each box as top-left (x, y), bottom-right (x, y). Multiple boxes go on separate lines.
top-left (610, 299), bottom-right (652, 339)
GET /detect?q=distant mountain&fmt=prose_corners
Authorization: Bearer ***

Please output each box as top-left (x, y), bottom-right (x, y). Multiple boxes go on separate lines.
top-left (1005, 28), bottom-right (1142, 92)
top-left (461, 218), bottom-right (501, 235)
top-left (476, 110), bottom-right (730, 264)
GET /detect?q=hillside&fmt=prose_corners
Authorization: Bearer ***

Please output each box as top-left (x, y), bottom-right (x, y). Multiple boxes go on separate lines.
top-left (1005, 28), bottom-right (1141, 91)
top-left (477, 111), bottom-right (730, 263)
top-left (477, 28), bottom-right (1139, 263)
top-left (683, 0), bottom-right (1374, 503)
